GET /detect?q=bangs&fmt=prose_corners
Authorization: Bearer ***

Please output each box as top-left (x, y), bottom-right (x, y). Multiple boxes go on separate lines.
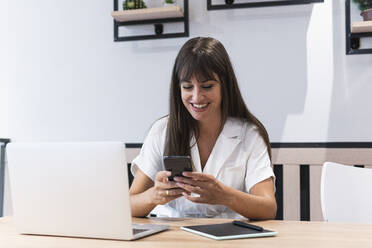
top-left (177, 53), bottom-right (220, 83)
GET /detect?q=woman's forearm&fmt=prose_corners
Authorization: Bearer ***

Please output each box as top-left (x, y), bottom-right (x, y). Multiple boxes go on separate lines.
top-left (222, 186), bottom-right (277, 220)
top-left (130, 187), bottom-right (157, 217)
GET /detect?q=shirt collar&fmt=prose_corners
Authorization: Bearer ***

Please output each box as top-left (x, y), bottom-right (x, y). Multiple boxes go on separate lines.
top-left (220, 117), bottom-right (244, 140)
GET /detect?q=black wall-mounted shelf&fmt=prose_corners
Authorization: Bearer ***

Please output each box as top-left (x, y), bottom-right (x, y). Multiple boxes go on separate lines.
top-left (113, 0), bottom-right (189, 42)
top-left (207, 0), bottom-right (323, 10)
top-left (345, 0), bottom-right (372, 55)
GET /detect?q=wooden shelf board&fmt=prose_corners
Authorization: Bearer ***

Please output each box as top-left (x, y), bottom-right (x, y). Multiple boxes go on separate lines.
top-left (111, 6), bottom-right (183, 22)
top-left (351, 20), bottom-right (372, 33)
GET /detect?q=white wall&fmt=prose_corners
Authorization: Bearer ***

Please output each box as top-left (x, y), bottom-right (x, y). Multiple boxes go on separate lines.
top-left (1, 0), bottom-right (372, 143)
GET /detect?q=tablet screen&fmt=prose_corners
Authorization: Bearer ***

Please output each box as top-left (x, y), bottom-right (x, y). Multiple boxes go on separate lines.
top-left (181, 222), bottom-right (277, 240)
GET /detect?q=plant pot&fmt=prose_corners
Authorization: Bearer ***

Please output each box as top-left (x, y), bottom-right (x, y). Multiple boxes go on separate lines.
top-left (361, 8), bottom-right (372, 21)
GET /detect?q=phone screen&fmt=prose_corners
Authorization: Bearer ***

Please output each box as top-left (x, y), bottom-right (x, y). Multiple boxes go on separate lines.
top-left (163, 155), bottom-right (192, 181)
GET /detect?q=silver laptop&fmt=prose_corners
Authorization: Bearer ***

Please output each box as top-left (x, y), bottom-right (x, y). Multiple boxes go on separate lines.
top-left (7, 142), bottom-right (168, 240)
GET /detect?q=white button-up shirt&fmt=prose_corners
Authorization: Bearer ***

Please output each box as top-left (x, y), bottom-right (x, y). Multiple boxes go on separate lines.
top-left (131, 117), bottom-right (274, 219)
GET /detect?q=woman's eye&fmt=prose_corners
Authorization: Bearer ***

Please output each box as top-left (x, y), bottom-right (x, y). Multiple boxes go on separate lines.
top-left (202, 85), bottom-right (213, 89)
top-left (182, 85), bottom-right (193, 90)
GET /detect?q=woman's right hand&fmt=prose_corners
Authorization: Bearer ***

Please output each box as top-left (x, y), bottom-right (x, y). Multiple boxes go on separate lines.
top-left (150, 171), bottom-right (185, 205)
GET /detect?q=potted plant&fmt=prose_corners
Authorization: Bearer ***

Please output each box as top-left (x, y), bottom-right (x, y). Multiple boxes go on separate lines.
top-left (123, 0), bottom-right (147, 10)
top-left (163, 0), bottom-right (176, 7)
top-left (353, 0), bottom-right (372, 21)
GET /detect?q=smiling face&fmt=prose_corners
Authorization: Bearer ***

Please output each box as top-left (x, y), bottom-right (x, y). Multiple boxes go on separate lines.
top-left (180, 74), bottom-right (222, 123)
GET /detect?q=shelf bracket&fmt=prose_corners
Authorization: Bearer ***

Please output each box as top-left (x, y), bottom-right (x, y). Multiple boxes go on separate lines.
top-left (350, 37), bottom-right (360, 50)
top-left (154, 24), bottom-right (164, 35)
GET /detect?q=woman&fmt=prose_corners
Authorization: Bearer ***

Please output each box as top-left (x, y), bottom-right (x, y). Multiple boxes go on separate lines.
top-left (129, 37), bottom-right (277, 220)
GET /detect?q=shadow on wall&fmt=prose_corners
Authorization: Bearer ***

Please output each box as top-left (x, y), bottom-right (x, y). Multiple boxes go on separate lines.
top-left (329, 0), bottom-right (372, 141)
top-left (215, 5), bottom-right (313, 141)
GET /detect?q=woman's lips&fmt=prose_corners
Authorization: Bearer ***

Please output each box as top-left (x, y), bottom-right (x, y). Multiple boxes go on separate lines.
top-left (190, 103), bottom-right (209, 112)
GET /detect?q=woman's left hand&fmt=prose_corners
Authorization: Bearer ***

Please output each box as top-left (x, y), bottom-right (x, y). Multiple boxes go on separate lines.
top-left (173, 172), bottom-right (228, 205)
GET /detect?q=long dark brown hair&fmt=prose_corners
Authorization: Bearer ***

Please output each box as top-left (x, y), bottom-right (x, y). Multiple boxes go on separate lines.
top-left (164, 37), bottom-right (271, 159)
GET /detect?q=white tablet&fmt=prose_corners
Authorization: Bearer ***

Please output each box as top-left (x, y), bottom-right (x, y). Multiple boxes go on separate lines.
top-left (181, 222), bottom-right (277, 241)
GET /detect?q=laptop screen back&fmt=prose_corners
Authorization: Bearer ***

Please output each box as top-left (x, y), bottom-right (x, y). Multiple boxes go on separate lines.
top-left (7, 142), bottom-right (134, 240)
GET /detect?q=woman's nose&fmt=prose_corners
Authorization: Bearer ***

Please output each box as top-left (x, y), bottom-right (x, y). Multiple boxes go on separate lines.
top-left (191, 87), bottom-right (203, 102)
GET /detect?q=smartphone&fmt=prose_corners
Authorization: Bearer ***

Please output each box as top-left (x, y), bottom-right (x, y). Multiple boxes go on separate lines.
top-left (163, 155), bottom-right (193, 181)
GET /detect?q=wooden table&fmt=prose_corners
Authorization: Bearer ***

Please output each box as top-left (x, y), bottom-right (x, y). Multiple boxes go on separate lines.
top-left (1, 217), bottom-right (372, 248)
